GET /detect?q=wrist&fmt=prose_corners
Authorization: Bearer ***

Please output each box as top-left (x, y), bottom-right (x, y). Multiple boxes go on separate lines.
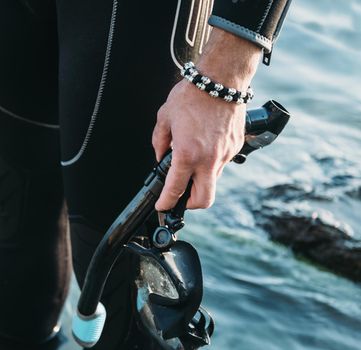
top-left (181, 62), bottom-right (254, 105)
top-left (196, 28), bottom-right (261, 91)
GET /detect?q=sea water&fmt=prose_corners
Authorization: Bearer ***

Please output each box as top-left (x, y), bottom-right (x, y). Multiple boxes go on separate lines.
top-left (61, 1), bottom-right (361, 349)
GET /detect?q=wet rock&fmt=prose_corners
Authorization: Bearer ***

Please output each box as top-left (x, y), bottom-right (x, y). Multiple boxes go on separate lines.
top-left (245, 153), bottom-right (361, 281)
top-left (256, 206), bottom-right (361, 282)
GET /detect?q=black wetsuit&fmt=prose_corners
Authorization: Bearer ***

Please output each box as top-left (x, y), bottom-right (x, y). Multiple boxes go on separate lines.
top-left (0, 0), bottom-right (291, 349)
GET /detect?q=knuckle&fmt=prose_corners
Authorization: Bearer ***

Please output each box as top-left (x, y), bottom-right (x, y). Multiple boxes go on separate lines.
top-left (206, 152), bottom-right (219, 166)
top-left (152, 131), bottom-right (160, 149)
top-left (224, 151), bottom-right (235, 162)
top-left (221, 148), bottom-right (236, 163)
top-left (167, 186), bottom-right (184, 199)
top-left (174, 148), bottom-right (197, 165)
top-left (198, 145), bottom-right (219, 166)
top-left (192, 191), bottom-right (215, 209)
top-left (193, 198), bottom-right (214, 209)
top-left (157, 106), bottom-right (167, 122)
top-left (203, 195), bottom-right (215, 209)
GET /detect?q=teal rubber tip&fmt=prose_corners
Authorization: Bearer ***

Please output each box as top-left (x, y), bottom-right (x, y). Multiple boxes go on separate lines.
top-left (72, 303), bottom-right (106, 348)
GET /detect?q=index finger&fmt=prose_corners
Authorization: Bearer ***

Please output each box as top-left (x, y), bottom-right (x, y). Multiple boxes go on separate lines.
top-left (155, 159), bottom-right (193, 212)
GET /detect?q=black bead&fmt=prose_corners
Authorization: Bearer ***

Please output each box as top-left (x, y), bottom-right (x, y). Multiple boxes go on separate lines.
top-left (233, 92), bottom-right (241, 101)
top-left (218, 88), bottom-right (228, 98)
top-left (193, 75), bottom-right (202, 84)
top-left (182, 63), bottom-right (254, 104)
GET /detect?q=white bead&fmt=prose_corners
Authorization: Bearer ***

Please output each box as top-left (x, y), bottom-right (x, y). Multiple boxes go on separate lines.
top-left (224, 95), bottom-right (233, 102)
top-left (236, 97), bottom-right (244, 105)
top-left (196, 83), bottom-right (206, 91)
top-left (181, 69), bottom-right (186, 77)
top-left (240, 91), bottom-right (247, 98)
top-left (201, 76), bottom-right (211, 85)
top-left (209, 91), bottom-right (219, 98)
top-left (191, 70), bottom-right (198, 77)
top-left (186, 75), bottom-right (194, 82)
top-left (214, 83), bottom-right (223, 91)
top-left (184, 62), bottom-right (195, 69)
top-left (228, 88), bottom-right (237, 96)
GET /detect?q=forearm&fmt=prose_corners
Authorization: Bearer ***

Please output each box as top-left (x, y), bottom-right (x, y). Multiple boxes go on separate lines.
top-left (209, 0), bottom-right (293, 64)
top-left (196, 28), bottom-right (262, 91)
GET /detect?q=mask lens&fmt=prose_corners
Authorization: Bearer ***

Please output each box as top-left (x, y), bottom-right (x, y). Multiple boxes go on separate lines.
top-left (136, 255), bottom-right (179, 299)
top-left (135, 255), bottom-right (184, 349)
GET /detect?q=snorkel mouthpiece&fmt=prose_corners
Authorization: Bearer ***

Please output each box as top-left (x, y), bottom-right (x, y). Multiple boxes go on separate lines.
top-left (72, 302), bottom-right (106, 348)
top-left (233, 100), bottom-right (290, 163)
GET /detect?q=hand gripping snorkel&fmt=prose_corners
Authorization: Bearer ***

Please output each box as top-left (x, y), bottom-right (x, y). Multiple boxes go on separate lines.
top-left (72, 100), bottom-right (290, 349)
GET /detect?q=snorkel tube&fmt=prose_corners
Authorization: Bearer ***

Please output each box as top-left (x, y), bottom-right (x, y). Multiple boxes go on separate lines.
top-left (72, 100), bottom-right (290, 348)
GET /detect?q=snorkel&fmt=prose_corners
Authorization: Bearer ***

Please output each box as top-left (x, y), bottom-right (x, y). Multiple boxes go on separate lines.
top-left (72, 100), bottom-right (290, 349)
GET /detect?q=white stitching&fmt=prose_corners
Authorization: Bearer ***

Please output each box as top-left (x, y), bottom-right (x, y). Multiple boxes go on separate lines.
top-left (0, 104), bottom-right (59, 129)
top-left (256, 0), bottom-right (273, 33)
top-left (61, 0), bottom-right (118, 166)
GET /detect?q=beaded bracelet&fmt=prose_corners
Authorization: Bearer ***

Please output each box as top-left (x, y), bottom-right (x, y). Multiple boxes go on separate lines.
top-left (181, 61), bottom-right (254, 105)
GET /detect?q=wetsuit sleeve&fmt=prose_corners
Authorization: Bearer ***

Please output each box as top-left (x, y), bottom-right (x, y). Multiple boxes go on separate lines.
top-left (209, 0), bottom-right (292, 65)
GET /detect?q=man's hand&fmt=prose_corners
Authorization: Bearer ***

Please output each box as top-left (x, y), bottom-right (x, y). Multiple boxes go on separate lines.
top-left (153, 28), bottom-right (261, 211)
